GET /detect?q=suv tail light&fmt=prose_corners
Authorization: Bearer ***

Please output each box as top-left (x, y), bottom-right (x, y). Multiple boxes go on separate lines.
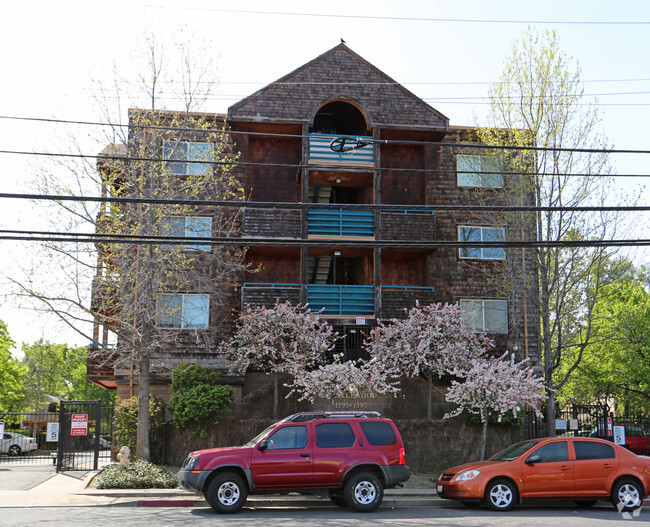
top-left (399, 448), bottom-right (406, 465)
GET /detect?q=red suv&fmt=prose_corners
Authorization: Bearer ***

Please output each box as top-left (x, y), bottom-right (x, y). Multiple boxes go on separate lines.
top-left (178, 411), bottom-right (410, 513)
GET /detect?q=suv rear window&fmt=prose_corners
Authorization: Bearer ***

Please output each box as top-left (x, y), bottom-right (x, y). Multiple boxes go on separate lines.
top-left (360, 422), bottom-right (397, 446)
top-left (315, 423), bottom-right (355, 448)
top-left (574, 441), bottom-right (615, 460)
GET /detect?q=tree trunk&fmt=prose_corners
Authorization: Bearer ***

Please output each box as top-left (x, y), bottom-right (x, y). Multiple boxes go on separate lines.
top-left (427, 375), bottom-right (433, 422)
top-left (481, 406), bottom-right (488, 461)
top-left (136, 350), bottom-right (150, 461)
top-left (545, 388), bottom-right (556, 437)
top-left (273, 371), bottom-right (279, 420)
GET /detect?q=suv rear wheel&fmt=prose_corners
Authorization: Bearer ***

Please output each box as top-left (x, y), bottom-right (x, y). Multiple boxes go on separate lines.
top-left (206, 472), bottom-right (248, 514)
top-left (344, 472), bottom-right (384, 512)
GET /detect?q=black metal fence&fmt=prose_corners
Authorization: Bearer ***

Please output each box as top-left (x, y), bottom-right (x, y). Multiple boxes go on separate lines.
top-left (524, 404), bottom-right (650, 456)
top-left (0, 401), bottom-right (113, 470)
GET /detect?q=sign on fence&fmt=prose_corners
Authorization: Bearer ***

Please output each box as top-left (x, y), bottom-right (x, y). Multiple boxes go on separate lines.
top-left (71, 414), bottom-right (88, 436)
top-left (613, 426), bottom-right (626, 446)
top-left (46, 422), bottom-right (59, 442)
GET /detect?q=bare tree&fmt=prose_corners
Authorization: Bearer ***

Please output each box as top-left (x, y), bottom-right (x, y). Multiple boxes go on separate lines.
top-left (470, 27), bottom-right (636, 435)
top-left (10, 29), bottom-right (246, 460)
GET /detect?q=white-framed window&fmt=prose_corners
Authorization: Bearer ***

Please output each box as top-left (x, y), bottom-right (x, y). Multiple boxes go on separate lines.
top-left (162, 140), bottom-right (214, 175)
top-left (458, 226), bottom-right (506, 260)
top-left (160, 216), bottom-right (212, 251)
top-left (457, 154), bottom-right (503, 188)
top-left (156, 294), bottom-right (209, 329)
top-left (460, 299), bottom-right (508, 333)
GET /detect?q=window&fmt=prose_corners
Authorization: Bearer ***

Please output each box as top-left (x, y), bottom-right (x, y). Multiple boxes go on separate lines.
top-left (457, 154), bottom-right (503, 188)
top-left (160, 216), bottom-right (212, 251)
top-left (458, 226), bottom-right (506, 260)
top-left (574, 441), bottom-right (615, 460)
top-left (266, 426), bottom-right (308, 450)
top-left (156, 294), bottom-right (209, 329)
top-left (163, 140), bottom-right (214, 175)
top-left (528, 441), bottom-right (568, 463)
top-left (360, 422), bottom-right (397, 446)
top-left (315, 423), bottom-right (355, 448)
top-left (460, 299), bottom-right (508, 333)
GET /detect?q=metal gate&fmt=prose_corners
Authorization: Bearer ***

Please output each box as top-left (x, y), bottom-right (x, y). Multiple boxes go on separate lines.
top-left (1, 401), bottom-right (113, 469)
top-left (56, 401), bottom-right (113, 472)
top-left (524, 404), bottom-right (609, 439)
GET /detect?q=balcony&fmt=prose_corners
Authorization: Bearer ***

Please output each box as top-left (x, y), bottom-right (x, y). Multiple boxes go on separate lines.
top-left (241, 283), bottom-right (436, 318)
top-left (307, 285), bottom-right (375, 316)
top-left (308, 208), bottom-right (374, 238)
top-left (86, 343), bottom-right (117, 389)
top-left (308, 134), bottom-right (374, 166)
top-left (242, 207), bottom-right (301, 239)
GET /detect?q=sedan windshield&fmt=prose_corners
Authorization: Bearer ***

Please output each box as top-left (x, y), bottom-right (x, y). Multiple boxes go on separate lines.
top-left (243, 424), bottom-right (278, 447)
top-left (490, 440), bottom-right (539, 461)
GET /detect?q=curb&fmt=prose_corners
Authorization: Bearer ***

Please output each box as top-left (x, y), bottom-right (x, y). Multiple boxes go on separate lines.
top-left (134, 496), bottom-right (441, 508)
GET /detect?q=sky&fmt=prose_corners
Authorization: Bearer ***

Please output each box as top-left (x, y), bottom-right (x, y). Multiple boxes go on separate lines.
top-left (1, 0), bottom-right (649, 351)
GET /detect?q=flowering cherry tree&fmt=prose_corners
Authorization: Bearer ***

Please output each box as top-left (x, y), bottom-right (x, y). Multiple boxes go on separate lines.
top-left (290, 355), bottom-right (398, 402)
top-left (367, 302), bottom-right (493, 420)
top-left (220, 301), bottom-right (336, 418)
top-left (445, 352), bottom-right (545, 460)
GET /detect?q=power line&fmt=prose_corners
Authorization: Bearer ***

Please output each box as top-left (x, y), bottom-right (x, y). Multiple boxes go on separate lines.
top-left (0, 148), bottom-right (647, 179)
top-left (1, 192), bottom-right (649, 213)
top-left (105, 4), bottom-right (650, 26)
top-left (1, 228), bottom-right (649, 249)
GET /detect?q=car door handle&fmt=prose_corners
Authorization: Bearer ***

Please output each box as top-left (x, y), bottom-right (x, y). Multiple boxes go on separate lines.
top-left (559, 466), bottom-right (571, 471)
top-left (602, 464), bottom-right (615, 469)
top-left (300, 453), bottom-right (310, 458)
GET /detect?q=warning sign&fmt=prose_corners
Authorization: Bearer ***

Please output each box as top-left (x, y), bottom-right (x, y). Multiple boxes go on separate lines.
top-left (71, 414), bottom-right (88, 436)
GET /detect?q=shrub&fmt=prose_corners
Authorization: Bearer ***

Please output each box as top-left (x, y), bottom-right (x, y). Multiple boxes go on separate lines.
top-left (171, 364), bottom-right (233, 437)
top-left (114, 394), bottom-right (165, 463)
top-left (95, 459), bottom-right (178, 489)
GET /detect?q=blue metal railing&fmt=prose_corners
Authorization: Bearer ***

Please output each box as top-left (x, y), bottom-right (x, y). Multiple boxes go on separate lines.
top-left (309, 133), bottom-right (374, 165)
top-left (308, 208), bottom-right (374, 237)
top-left (307, 284), bottom-right (375, 316)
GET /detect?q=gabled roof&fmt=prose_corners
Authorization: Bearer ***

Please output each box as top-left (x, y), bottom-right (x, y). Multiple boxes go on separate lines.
top-left (228, 44), bottom-right (449, 131)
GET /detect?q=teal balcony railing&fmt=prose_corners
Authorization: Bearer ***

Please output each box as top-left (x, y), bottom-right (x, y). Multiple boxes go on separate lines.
top-left (309, 133), bottom-right (374, 165)
top-left (308, 208), bottom-right (374, 237)
top-left (307, 284), bottom-right (375, 316)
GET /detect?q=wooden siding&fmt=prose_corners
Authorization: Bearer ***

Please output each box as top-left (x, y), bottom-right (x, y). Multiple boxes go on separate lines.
top-left (242, 208), bottom-right (301, 238)
top-left (381, 289), bottom-right (436, 319)
top-left (380, 211), bottom-right (435, 241)
top-left (241, 286), bottom-right (301, 309)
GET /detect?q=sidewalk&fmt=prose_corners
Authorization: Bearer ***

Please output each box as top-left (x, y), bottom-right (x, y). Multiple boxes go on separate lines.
top-left (0, 471), bottom-right (440, 509)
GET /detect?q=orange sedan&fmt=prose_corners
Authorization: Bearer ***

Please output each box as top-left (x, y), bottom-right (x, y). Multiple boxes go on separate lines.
top-left (436, 437), bottom-right (650, 511)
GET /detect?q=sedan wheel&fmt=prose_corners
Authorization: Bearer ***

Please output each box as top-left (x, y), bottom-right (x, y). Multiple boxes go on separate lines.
top-left (485, 479), bottom-right (516, 511)
top-left (612, 478), bottom-right (643, 511)
top-left (8, 445), bottom-right (21, 456)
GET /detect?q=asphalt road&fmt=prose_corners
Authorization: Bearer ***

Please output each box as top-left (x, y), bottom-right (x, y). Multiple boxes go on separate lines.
top-left (2, 503), bottom-right (647, 527)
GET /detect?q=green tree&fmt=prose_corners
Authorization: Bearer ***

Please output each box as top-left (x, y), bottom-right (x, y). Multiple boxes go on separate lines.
top-left (0, 321), bottom-right (25, 413)
top-left (21, 341), bottom-right (115, 410)
top-left (474, 27), bottom-right (635, 434)
top-left (557, 274), bottom-right (650, 413)
top-left (170, 364), bottom-right (233, 436)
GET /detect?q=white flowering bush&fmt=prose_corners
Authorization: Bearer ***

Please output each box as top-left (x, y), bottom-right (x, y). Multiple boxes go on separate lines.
top-left (290, 355), bottom-right (398, 402)
top-left (367, 302), bottom-right (493, 420)
top-left (445, 352), bottom-right (545, 459)
top-left (221, 301), bottom-right (337, 417)
top-left (95, 459), bottom-right (178, 489)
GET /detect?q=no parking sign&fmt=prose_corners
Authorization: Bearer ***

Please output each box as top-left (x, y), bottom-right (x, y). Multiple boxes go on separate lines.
top-left (71, 414), bottom-right (88, 436)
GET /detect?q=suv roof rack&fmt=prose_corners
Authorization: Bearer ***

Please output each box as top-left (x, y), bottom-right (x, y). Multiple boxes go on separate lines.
top-left (284, 411), bottom-right (383, 422)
